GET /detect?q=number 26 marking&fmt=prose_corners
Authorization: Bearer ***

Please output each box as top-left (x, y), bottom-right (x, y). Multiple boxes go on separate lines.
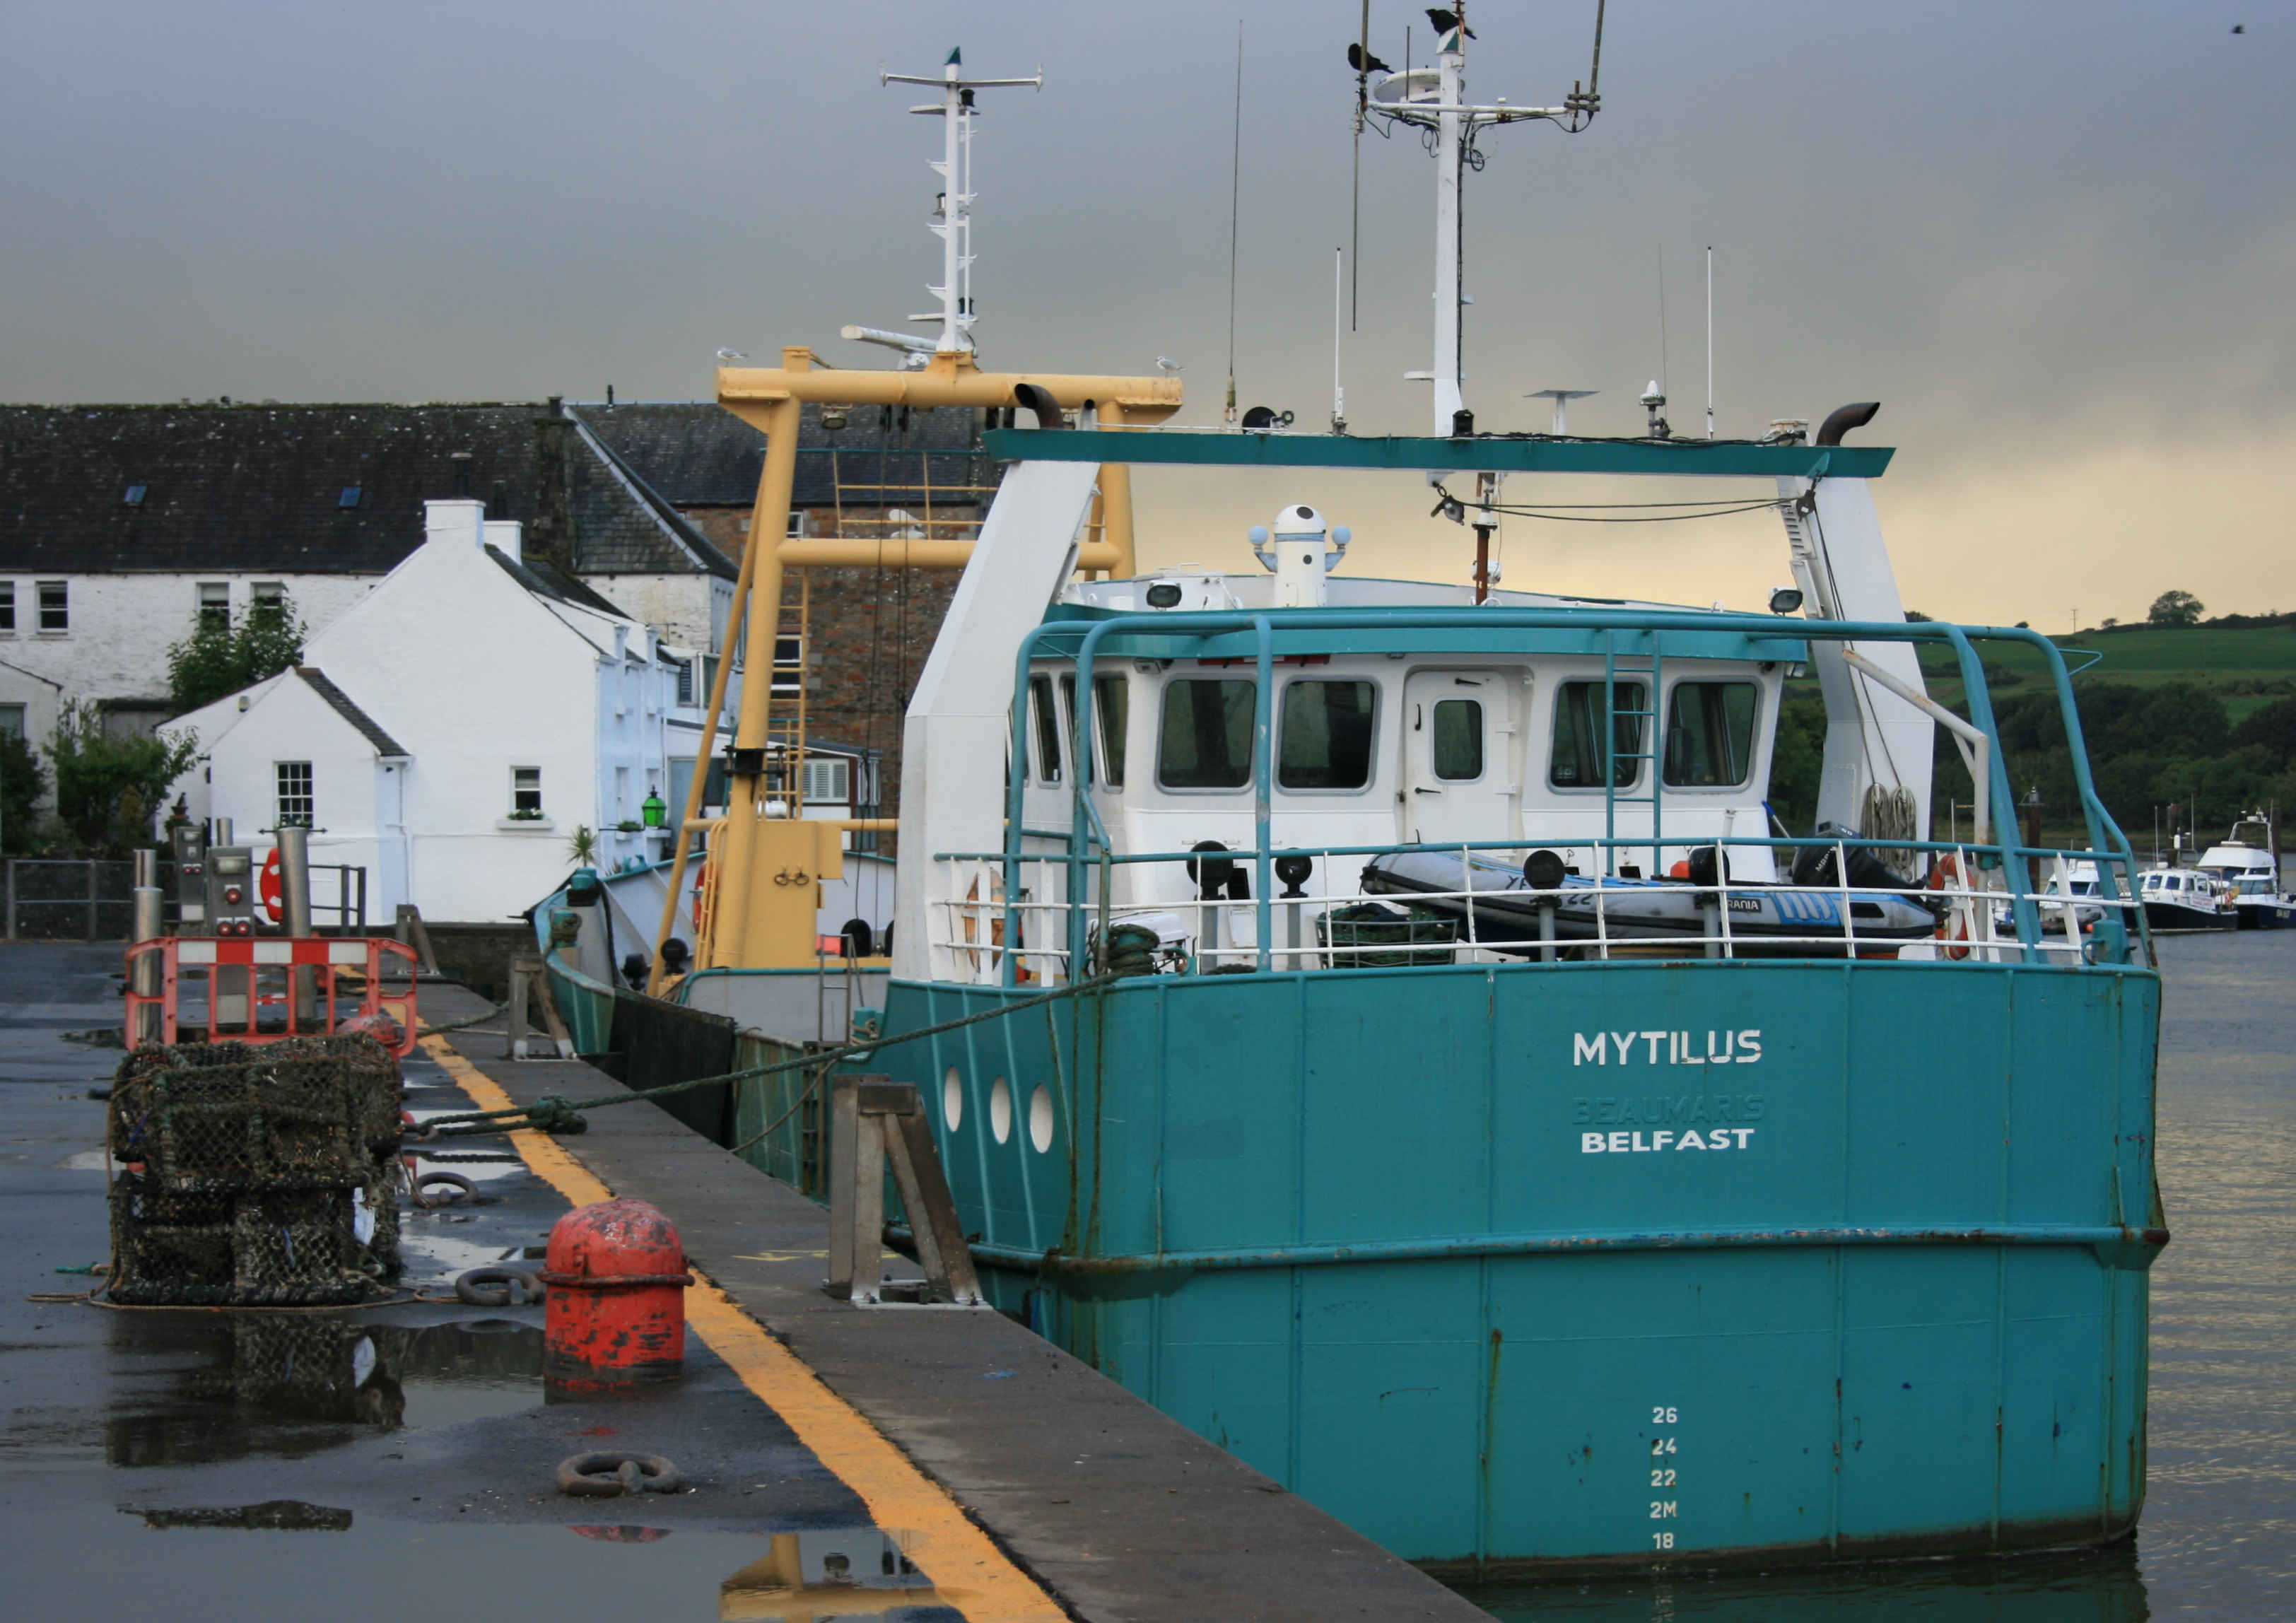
top-left (1651, 1406), bottom-right (1678, 1424)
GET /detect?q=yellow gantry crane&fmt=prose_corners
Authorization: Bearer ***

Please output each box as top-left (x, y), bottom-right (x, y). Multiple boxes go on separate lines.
top-left (648, 346), bottom-right (1180, 990)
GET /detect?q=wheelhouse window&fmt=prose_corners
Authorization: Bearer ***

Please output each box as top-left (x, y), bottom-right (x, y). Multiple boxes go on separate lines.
top-left (1278, 679), bottom-right (1376, 790)
top-left (1029, 674), bottom-right (1062, 784)
top-left (1094, 676), bottom-right (1128, 787)
top-left (1550, 681), bottom-right (1645, 788)
top-left (1663, 681), bottom-right (1759, 787)
top-left (276, 761), bottom-right (313, 827)
top-left (1157, 679), bottom-right (1254, 790)
top-left (511, 766), bottom-right (543, 816)
top-left (1431, 698), bottom-right (1484, 780)
top-left (36, 581), bottom-right (67, 634)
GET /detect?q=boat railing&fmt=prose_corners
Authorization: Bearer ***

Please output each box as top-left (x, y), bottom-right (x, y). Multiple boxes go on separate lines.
top-left (929, 831), bottom-right (2146, 985)
top-left (985, 606), bottom-right (2141, 987)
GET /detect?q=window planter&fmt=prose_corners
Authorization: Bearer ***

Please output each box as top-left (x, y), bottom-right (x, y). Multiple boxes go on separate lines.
top-left (496, 816), bottom-right (556, 832)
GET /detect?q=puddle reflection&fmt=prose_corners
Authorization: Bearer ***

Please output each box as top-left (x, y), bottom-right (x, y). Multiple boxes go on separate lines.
top-left (107, 1316), bottom-right (546, 1466)
top-left (719, 1527), bottom-right (965, 1622)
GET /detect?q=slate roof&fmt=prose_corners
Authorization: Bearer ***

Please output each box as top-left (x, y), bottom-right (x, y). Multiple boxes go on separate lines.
top-left (568, 401), bottom-right (988, 510)
top-left (486, 546), bottom-right (633, 621)
top-left (0, 404), bottom-right (734, 579)
top-left (294, 667), bottom-right (409, 758)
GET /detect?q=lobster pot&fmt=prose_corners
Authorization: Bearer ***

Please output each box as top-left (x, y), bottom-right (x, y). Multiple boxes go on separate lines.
top-left (105, 1036), bottom-right (404, 1306)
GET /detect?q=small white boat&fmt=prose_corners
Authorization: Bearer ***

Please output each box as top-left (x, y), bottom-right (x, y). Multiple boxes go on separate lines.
top-left (2194, 812), bottom-right (2296, 930)
top-left (2138, 865), bottom-right (2238, 932)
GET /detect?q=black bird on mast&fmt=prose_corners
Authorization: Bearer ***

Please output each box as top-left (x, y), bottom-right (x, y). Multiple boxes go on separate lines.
top-left (1347, 42), bottom-right (1393, 75)
top-left (1427, 8), bottom-right (1475, 40)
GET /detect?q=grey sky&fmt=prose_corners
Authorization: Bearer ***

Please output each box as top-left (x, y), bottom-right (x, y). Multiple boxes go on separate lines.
top-left (4, 2), bottom-right (2288, 625)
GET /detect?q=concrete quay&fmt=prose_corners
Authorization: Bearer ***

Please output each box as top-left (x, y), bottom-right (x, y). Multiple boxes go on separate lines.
top-left (0, 946), bottom-right (1490, 1622)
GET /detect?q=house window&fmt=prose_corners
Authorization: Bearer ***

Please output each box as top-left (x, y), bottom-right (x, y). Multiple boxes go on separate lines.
top-left (338, 485), bottom-right (363, 509)
top-left (276, 761), bottom-right (314, 827)
top-left (0, 704), bottom-right (24, 737)
top-left (511, 766), bottom-right (543, 816)
top-left (252, 580), bottom-right (285, 609)
top-left (122, 484), bottom-right (147, 506)
top-left (772, 635), bottom-right (802, 696)
top-left (614, 766), bottom-right (630, 819)
top-left (35, 581), bottom-right (66, 634)
top-left (785, 510), bottom-right (807, 538)
top-left (197, 582), bottom-right (230, 630)
top-left (674, 660), bottom-right (695, 705)
top-left (0, 582), bottom-right (13, 633)
top-left (802, 756), bottom-right (851, 805)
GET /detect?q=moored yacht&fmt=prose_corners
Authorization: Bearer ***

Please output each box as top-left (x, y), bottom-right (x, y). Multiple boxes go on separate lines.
top-left (2195, 812), bottom-right (2296, 929)
top-left (2138, 865), bottom-right (2237, 931)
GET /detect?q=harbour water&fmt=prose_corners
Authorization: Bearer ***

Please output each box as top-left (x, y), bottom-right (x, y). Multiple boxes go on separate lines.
top-left (1453, 930), bottom-right (2296, 1619)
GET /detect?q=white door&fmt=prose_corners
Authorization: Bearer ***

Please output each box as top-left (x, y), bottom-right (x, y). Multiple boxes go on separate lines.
top-left (1403, 669), bottom-right (1517, 845)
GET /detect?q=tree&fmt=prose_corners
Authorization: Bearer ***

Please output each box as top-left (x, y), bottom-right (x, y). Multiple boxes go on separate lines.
top-left (0, 732), bottom-right (47, 853)
top-left (2148, 590), bottom-right (2204, 628)
top-left (165, 592), bottom-right (308, 713)
top-left (45, 701), bottom-right (199, 852)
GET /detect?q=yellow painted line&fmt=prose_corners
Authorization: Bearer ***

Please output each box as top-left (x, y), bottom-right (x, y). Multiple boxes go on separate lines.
top-left (416, 1035), bottom-right (1066, 1623)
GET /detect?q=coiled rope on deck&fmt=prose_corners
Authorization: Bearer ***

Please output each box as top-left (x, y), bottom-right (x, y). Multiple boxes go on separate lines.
top-left (414, 975), bottom-right (1118, 1139)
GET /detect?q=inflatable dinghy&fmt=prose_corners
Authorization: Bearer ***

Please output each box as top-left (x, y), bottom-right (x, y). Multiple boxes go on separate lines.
top-left (1361, 847), bottom-right (1939, 957)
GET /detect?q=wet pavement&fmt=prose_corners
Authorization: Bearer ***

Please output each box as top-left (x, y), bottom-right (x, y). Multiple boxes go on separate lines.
top-left (0, 943), bottom-right (959, 1621)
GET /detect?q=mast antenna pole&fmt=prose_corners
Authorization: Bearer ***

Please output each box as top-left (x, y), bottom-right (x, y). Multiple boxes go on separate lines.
top-left (1705, 245), bottom-right (1716, 440)
top-left (1351, 0), bottom-right (1369, 331)
top-left (880, 48), bottom-right (1043, 357)
top-left (1431, 6), bottom-right (1467, 435)
top-left (1332, 247), bottom-right (1347, 433)
top-left (1225, 20), bottom-right (1243, 425)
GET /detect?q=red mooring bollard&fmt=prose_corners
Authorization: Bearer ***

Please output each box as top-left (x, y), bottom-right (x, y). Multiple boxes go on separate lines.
top-left (541, 1199), bottom-right (694, 1391)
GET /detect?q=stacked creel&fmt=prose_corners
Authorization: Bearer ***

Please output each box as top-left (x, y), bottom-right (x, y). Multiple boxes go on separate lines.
top-left (105, 1036), bottom-right (404, 1306)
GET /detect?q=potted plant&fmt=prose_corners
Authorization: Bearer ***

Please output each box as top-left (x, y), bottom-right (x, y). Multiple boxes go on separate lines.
top-left (566, 824), bottom-right (599, 866)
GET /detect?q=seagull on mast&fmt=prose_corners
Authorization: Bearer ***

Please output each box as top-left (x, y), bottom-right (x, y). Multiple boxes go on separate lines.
top-left (1347, 42), bottom-right (1393, 75)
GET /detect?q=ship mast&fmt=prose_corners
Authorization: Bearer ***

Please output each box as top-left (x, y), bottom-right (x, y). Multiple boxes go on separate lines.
top-left (869, 49), bottom-right (1043, 361)
top-left (1366, 4), bottom-right (1603, 434)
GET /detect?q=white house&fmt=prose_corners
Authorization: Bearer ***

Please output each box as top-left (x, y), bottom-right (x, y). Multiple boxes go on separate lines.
top-left (0, 402), bottom-right (737, 743)
top-left (170, 500), bottom-right (726, 924)
top-left (0, 656), bottom-right (64, 810)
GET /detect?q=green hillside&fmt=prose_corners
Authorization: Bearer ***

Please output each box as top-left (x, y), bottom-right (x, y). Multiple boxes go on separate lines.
top-left (1772, 623), bottom-right (2296, 844)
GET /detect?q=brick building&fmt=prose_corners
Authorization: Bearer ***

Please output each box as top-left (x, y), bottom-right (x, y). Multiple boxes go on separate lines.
top-left (573, 402), bottom-right (990, 843)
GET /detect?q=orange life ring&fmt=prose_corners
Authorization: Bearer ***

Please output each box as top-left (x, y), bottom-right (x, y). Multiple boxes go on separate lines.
top-left (692, 859), bottom-right (715, 945)
top-left (1928, 853), bottom-right (1973, 959)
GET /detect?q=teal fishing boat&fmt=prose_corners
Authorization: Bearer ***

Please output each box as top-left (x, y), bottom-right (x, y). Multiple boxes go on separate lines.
top-left (857, 14), bottom-right (2165, 1573)
top-left (551, 11), bottom-right (2165, 1575)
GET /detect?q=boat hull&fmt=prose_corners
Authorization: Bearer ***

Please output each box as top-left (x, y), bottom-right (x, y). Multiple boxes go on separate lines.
top-left (885, 957), bottom-right (2162, 1569)
top-left (2141, 899), bottom-right (2235, 933)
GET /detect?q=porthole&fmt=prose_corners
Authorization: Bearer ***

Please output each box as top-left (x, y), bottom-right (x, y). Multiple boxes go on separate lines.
top-left (989, 1077), bottom-right (1012, 1144)
top-left (942, 1067), bottom-right (964, 1132)
top-left (1028, 1085), bottom-right (1055, 1154)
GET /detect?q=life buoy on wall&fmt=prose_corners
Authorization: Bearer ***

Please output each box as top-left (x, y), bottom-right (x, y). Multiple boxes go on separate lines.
top-left (692, 860), bottom-right (715, 950)
top-left (1928, 852), bottom-right (1974, 960)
